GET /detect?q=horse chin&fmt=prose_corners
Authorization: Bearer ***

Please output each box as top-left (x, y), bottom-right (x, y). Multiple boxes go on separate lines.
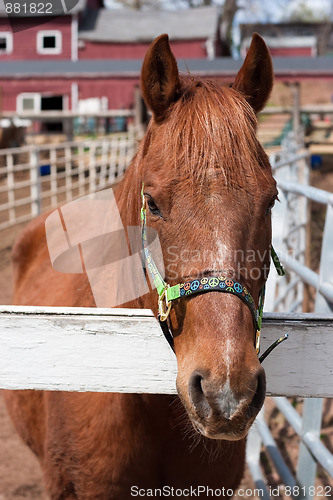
top-left (189, 414), bottom-right (253, 442)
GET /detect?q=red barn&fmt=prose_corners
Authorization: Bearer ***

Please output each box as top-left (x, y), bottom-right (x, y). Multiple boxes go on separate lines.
top-left (241, 36), bottom-right (317, 58)
top-left (78, 7), bottom-right (222, 60)
top-left (0, 0), bottom-right (87, 61)
top-left (0, 4), bottom-right (222, 117)
top-left (239, 22), bottom-right (333, 58)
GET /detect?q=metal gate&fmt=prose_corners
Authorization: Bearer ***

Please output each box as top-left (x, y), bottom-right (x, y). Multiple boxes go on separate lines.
top-left (247, 130), bottom-right (333, 499)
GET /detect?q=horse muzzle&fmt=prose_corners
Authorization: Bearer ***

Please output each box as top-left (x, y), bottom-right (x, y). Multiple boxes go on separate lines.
top-left (178, 366), bottom-right (266, 440)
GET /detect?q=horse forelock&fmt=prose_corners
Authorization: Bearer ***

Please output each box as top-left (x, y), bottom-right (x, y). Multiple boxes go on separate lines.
top-left (144, 77), bottom-right (269, 187)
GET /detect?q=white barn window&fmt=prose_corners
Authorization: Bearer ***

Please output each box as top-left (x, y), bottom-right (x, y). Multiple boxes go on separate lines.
top-left (37, 31), bottom-right (62, 55)
top-left (0, 32), bottom-right (13, 54)
top-left (17, 93), bottom-right (41, 114)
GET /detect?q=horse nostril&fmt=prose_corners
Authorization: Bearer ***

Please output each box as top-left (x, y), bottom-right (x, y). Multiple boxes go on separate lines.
top-left (188, 372), bottom-right (211, 420)
top-left (247, 369), bottom-right (266, 419)
top-left (189, 369), bottom-right (266, 424)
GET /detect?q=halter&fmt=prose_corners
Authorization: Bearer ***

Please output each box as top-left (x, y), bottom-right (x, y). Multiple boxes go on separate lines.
top-left (141, 186), bottom-right (288, 363)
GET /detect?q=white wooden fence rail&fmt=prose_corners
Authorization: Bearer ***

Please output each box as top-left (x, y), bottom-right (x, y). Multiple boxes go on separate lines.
top-left (1, 305), bottom-right (333, 397)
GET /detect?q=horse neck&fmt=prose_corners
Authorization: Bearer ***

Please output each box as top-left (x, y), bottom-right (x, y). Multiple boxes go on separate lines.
top-left (115, 149), bottom-right (165, 311)
top-left (116, 158), bottom-right (142, 229)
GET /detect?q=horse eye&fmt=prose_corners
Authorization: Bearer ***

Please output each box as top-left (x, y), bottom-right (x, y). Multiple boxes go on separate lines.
top-left (146, 196), bottom-right (161, 216)
top-left (266, 196), bottom-right (278, 215)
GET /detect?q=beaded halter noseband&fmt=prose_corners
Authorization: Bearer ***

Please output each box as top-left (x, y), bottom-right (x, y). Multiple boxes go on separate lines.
top-left (141, 186), bottom-right (288, 363)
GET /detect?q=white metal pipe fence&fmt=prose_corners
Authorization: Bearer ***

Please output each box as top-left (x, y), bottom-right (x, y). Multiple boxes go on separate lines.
top-left (247, 130), bottom-right (333, 499)
top-left (0, 133), bottom-right (137, 230)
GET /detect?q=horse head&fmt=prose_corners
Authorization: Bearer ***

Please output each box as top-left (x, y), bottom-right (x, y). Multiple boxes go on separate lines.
top-left (137, 34), bottom-right (277, 440)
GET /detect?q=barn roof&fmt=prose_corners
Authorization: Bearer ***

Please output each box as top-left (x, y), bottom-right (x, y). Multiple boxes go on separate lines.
top-left (0, 56), bottom-right (332, 80)
top-left (0, 0), bottom-right (87, 16)
top-left (242, 36), bottom-right (318, 49)
top-left (78, 6), bottom-right (220, 42)
top-left (240, 22), bottom-right (333, 56)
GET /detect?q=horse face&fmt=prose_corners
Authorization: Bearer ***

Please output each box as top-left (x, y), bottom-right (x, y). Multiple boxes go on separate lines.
top-left (140, 34), bottom-right (276, 440)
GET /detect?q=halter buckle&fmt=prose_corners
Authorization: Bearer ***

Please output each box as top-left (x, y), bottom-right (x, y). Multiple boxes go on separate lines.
top-left (158, 286), bottom-right (172, 322)
top-left (255, 330), bottom-right (261, 355)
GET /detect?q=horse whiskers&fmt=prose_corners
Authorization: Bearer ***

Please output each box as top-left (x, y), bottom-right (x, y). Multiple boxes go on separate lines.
top-left (168, 397), bottom-right (187, 422)
top-left (191, 430), bottom-right (232, 464)
top-left (167, 398), bottom-right (212, 454)
top-left (172, 407), bottom-right (195, 435)
top-left (169, 401), bottom-right (242, 463)
top-left (184, 426), bottom-right (203, 453)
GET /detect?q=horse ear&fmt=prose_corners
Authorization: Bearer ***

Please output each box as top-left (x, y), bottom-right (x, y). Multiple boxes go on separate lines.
top-left (141, 34), bottom-right (180, 122)
top-left (233, 33), bottom-right (273, 114)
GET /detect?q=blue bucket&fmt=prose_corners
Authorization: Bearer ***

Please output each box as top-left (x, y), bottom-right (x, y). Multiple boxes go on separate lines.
top-left (40, 164), bottom-right (51, 176)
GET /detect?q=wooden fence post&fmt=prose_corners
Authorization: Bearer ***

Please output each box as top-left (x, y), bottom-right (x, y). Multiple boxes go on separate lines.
top-left (6, 152), bottom-right (15, 224)
top-left (30, 146), bottom-right (41, 216)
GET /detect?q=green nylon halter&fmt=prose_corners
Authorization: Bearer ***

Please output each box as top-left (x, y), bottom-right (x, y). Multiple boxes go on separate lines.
top-left (141, 185), bottom-right (288, 362)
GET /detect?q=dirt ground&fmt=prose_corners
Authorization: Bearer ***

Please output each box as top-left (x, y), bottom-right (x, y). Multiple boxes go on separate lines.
top-left (0, 395), bottom-right (48, 500)
top-left (0, 223), bottom-right (49, 500)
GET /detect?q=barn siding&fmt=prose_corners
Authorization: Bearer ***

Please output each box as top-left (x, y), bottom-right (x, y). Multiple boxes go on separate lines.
top-left (0, 77), bottom-right (139, 111)
top-left (269, 47), bottom-right (314, 57)
top-left (0, 79), bottom-right (73, 111)
top-left (79, 39), bottom-right (208, 59)
top-left (0, 17), bottom-right (72, 60)
top-left (78, 77), bottom-right (139, 109)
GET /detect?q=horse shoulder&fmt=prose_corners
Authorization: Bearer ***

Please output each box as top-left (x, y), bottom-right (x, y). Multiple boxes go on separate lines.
top-left (11, 214), bottom-right (94, 307)
top-left (12, 214), bottom-right (49, 300)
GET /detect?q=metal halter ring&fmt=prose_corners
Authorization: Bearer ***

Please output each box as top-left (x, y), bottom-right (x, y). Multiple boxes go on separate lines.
top-left (255, 330), bottom-right (261, 355)
top-left (158, 286), bottom-right (172, 322)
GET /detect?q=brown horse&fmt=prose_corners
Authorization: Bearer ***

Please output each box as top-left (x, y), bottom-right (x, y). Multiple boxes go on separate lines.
top-left (4, 33), bottom-right (276, 499)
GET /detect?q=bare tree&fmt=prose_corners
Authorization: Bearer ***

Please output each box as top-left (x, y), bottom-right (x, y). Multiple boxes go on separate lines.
top-left (109, 0), bottom-right (163, 8)
top-left (318, 0), bottom-right (333, 55)
top-left (220, 0), bottom-right (238, 55)
top-left (281, 0), bottom-right (333, 55)
top-left (282, 0), bottom-right (330, 22)
top-left (109, 0), bottom-right (228, 10)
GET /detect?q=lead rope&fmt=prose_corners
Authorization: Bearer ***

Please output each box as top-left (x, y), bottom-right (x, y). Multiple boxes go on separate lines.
top-left (141, 185), bottom-right (288, 362)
